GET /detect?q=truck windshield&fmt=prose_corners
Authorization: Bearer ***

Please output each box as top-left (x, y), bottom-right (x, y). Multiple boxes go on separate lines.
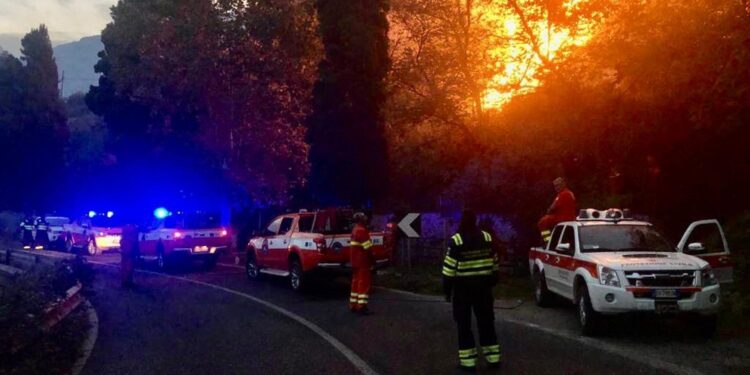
top-left (165, 212), bottom-right (221, 229)
top-left (579, 225), bottom-right (674, 253)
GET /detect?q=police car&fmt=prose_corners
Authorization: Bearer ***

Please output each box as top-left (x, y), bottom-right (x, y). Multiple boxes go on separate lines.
top-left (529, 209), bottom-right (733, 335)
top-left (63, 211), bottom-right (122, 255)
top-left (138, 208), bottom-right (230, 270)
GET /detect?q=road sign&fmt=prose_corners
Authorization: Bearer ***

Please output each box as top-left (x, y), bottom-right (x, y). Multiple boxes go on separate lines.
top-left (398, 213), bottom-right (421, 238)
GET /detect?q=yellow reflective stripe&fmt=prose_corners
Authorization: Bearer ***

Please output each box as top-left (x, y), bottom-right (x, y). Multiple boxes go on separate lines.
top-left (349, 298), bottom-right (358, 303)
top-left (485, 354), bottom-right (500, 363)
top-left (459, 348), bottom-right (478, 357)
top-left (540, 230), bottom-right (551, 236)
top-left (459, 358), bottom-right (476, 367)
top-left (452, 234), bottom-right (463, 246)
top-left (350, 241), bottom-right (362, 246)
top-left (456, 269), bottom-right (495, 277)
top-left (482, 344), bottom-right (500, 353)
top-left (482, 231), bottom-right (492, 242)
top-left (361, 240), bottom-right (373, 249)
top-left (442, 267), bottom-right (457, 277)
top-left (457, 258), bottom-right (494, 269)
top-left (444, 256), bottom-right (458, 267)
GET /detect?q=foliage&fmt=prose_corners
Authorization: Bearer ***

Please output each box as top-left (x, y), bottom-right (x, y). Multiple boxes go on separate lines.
top-left (307, 0), bottom-right (391, 207)
top-left (0, 26), bottom-right (68, 212)
top-left (87, 0), bottom-right (320, 205)
top-left (385, 0), bottom-right (612, 210)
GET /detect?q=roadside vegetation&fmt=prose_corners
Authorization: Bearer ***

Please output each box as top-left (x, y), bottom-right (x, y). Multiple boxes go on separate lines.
top-left (376, 265), bottom-right (533, 301)
top-left (0, 258), bottom-right (94, 373)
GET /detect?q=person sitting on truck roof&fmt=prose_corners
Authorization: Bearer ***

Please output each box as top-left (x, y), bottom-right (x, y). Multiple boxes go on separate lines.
top-left (537, 177), bottom-right (577, 244)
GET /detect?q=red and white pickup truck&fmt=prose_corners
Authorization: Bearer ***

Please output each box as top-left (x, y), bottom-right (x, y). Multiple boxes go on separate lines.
top-left (63, 211), bottom-right (122, 255)
top-left (529, 208), bottom-right (733, 335)
top-left (245, 209), bottom-right (393, 291)
top-left (139, 210), bottom-right (230, 270)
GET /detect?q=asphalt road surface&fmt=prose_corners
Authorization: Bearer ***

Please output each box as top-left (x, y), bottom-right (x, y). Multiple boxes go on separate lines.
top-left (81, 253), bottom-right (665, 375)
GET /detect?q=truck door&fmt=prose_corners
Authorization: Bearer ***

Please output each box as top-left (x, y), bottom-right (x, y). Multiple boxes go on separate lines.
top-left (542, 226), bottom-right (564, 295)
top-left (677, 219), bottom-right (733, 283)
top-left (552, 225), bottom-right (577, 300)
top-left (268, 216), bottom-right (295, 270)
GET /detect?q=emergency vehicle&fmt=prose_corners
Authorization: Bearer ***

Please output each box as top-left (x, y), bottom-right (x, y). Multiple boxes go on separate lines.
top-left (45, 216), bottom-right (71, 250)
top-left (138, 209), bottom-right (230, 270)
top-left (63, 211), bottom-right (122, 255)
top-left (245, 209), bottom-right (393, 291)
top-left (529, 208), bottom-right (733, 335)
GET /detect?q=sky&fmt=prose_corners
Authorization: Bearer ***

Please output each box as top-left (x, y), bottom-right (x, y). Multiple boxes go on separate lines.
top-left (0, 0), bottom-right (116, 54)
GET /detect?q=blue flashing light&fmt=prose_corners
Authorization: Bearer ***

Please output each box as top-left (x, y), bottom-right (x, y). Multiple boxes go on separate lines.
top-left (153, 207), bottom-right (170, 220)
top-left (88, 211), bottom-right (97, 218)
top-left (106, 211), bottom-right (115, 218)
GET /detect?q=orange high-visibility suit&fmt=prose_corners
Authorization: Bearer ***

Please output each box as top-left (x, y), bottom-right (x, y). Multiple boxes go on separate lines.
top-left (538, 188), bottom-right (577, 243)
top-left (349, 223), bottom-right (374, 311)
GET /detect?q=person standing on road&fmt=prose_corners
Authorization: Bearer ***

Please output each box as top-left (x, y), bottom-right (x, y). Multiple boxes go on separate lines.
top-left (120, 223), bottom-right (139, 288)
top-left (20, 214), bottom-right (36, 250)
top-left (537, 177), bottom-right (577, 244)
top-left (34, 215), bottom-right (50, 250)
top-left (349, 212), bottom-right (375, 315)
top-left (443, 209), bottom-right (501, 372)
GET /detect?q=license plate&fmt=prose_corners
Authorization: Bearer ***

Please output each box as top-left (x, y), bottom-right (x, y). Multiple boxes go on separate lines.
top-left (655, 301), bottom-right (679, 314)
top-left (194, 246), bottom-right (209, 253)
top-left (653, 289), bottom-right (678, 299)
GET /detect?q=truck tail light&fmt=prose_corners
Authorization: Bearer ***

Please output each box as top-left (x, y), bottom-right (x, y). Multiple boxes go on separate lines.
top-left (174, 232), bottom-right (182, 239)
top-left (313, 237), bottom-right (326, 253)
top-left (219, 229), bottom-right (228, 237)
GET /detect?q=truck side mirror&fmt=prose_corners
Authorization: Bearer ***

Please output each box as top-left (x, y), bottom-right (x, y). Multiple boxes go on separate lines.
top-left (685, 242), bottom-right (706, 254)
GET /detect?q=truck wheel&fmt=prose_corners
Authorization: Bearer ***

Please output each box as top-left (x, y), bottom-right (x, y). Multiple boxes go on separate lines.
top-left (86, 238), bottom-right (100, 256)
top-left (289, 258), bottom-right (305, 292)
top-left (578, 285), bottom-right (601, 336)
top-left (246, 253), bottom-right (261, 281)
top-left (534, 270), bottom-right (553, 307)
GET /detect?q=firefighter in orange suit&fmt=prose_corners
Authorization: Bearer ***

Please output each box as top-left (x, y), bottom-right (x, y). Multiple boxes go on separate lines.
top-left (349, 212), bottom-right (374, 315)
top-left (538, 177), bottom-right (577, 244)
top-left (120, 223), bottom-right (139, 288)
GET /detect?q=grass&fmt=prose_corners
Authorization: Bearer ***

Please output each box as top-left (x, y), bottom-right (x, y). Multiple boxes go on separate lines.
top-left (375, 264), bottom-right (534, 301)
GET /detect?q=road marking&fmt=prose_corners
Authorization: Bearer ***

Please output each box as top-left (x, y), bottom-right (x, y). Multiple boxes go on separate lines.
top-left (71, 300), bottom-right (99, 375)
top-left (88, 261), bottom-right (379, 375)
top-left (501, 316), bottom-right (705, 375)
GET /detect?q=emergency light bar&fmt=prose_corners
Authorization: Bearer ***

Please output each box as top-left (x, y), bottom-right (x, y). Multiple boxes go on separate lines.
top-left (577, 208), bottom-right (632, 221)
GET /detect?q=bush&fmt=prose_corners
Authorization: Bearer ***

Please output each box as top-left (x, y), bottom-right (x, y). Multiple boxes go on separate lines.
top-left (0, 258), bottom-right (92, 358)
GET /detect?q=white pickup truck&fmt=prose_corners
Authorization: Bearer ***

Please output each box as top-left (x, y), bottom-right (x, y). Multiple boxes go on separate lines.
top-left (529, 209), bottom-right (733, 335)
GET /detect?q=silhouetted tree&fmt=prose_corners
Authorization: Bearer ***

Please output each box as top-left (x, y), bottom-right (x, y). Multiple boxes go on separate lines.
top-left (307, 0), bottom-right (391, 208)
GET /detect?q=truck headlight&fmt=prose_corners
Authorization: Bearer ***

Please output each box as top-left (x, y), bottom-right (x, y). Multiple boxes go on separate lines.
top-left (598, 266), bottom-right (621, 287)
top-left (701, 266), bottom-right (718, 287)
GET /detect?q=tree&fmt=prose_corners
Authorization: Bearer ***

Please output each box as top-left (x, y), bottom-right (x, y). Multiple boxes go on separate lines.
top-left (87, 0), bottom-right (319, 205)
top-left (0, 26), bottom-right (67, 211)
top-left (307, 0), bottom-right (391, 207)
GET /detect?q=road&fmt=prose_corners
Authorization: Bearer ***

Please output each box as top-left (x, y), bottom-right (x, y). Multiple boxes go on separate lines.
top-left (79, 253), bottom-right (674, 375)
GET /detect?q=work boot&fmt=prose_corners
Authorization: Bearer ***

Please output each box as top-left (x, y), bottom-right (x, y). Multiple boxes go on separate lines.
top-left (486, 361), bottom-right (501, 371)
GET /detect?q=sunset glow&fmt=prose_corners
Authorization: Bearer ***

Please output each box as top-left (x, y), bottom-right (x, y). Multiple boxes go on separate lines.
top-left (481, 0), bottom-right (599, 109)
